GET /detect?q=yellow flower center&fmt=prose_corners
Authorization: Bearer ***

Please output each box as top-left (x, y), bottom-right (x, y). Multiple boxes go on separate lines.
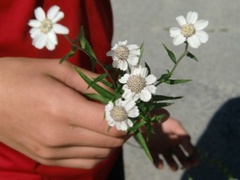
top-left (40, 19), bottom-right (52, 33)
top-left (116, 45), bottom-right (130, 61)
top-left (181, 24), bottom-right (195, 37)
top-left (110, 106), bottom-right (128, 122)
top-left (127, 75), bottom-right (146, 93)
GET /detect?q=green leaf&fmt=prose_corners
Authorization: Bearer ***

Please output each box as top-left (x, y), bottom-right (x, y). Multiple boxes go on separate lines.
top-left (163, 44), bottom-right (176, 64)
top-left (79, 27), bottom-right (97, 71)
top-left (164, 79), bottom-right (192, 85)
top-left (99, 79), bottom-right (114, 88)
top-left (152, 95), bottom-right (183, 101)
top-left (84, 93), bottom-right (110, 104)
top-left (187, 51), bottom-right (198, 61)
top-left (59, 49), bottom-right (76, 64)
top-left (128, 120), bottom-right (146, 133)
top-left (154, 102), bottom-right (174, 108)
top-left (144, 62), bottom-right (151, 75)
top-left (89, 73), bottom-right (108, 88)
top-left (151, 114), bottom-right (166, 122)
top-left (80, 26), bottom-right (86, 49)
top-left (134, 130), bottom-right (153, 162)
top-left (157, 72), bottom-right (172, 82)
top-left (138, 43), bottom-right (144, 64)
top-left (74, 67), bottom-right (115, 100)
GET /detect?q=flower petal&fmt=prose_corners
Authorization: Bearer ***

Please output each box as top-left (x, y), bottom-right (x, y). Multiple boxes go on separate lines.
top-left (33, 34), bottom-right (47, 49)
top-left (46, 39), bottom-right (56, 51)
top-left (52, 12), bottom-right (64, 23)
top-left (146, 74), bottom-right (157, 84)
top-left (118, 60), bottom-right (128, 71)
top-left (194, 20), bottom-right (209, 31)
top-left (127, 44), bottom-right (139, 50)
top-left (119, 40), bottom-right (127, 46)
top-left (34, 7), bottom-right (46, 21)
top-left (29, 28), bottom-right (41, 38)
top-left (123, 100), bottom-right (135, 112)
top-left (47, 30), bottom-right (58, 45)
top-left (140, 89), bottom-right (152, 102)
top-left (119, 74), bottom-right (130, 84)
top-left (187, 35), bottom-right (201, 48)
top-left (106, 50), bottom-right (114, 56)
top-left (195, 31), bottom-right (208, 43)
top-left (176, 15), bottom-right (187, 27)
top-left (52, 24), bottom-right (69, 34)
top-left (146, 85), bottom-right (157, 94)
top-left (173, 35), bottom-right (186, 46)
top-left (187, 11), bottom-right (198, 24)
top-left (129, 49), bottom-right (140, 56)
top-left (112, 60), bottom-right (118, 68)
top-left (127, 56), bottom-right (138, 66)
top-left (28, 20), bottom-right (41, 28)
top-left (122, 88), bottom-right (134, 99)
top-left (107, 119), bottom-right (116, 127)
top-left (128, 107), bottom-right (139, 118)
top-left (47, 5), bottom-right (60, 20)
top-left (170, 28), bottom-right (181, 38)
top-left (126, 119), bottom-right (133, 128)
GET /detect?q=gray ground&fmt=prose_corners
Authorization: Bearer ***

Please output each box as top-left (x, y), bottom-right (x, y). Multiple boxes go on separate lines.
top-left (111, 0), bottom-right (240, 179)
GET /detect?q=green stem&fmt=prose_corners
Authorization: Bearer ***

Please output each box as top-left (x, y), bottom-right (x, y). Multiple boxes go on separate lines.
top-left (64, 35), bottom-right (116, 88)
top-left (156, 43), bottom-right (189, 86)
top-left (170, 42), bottom-right (189, 74)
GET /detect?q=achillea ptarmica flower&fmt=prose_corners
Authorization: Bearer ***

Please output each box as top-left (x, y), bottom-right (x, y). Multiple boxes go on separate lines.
top-left (170, 11), bottom-right (209, 48)
top-left (28, 5), bottom-right (69, 50)
top-left (106, 40), bottom-right (140, 71)
top-left (105, 98), bottom-right (139, 131)
top-left (119, 65), bottom-right (157, 102)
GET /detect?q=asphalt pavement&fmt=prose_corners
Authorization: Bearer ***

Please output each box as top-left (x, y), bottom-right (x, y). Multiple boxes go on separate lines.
top-left (111, 0), bottom-right (240, 179)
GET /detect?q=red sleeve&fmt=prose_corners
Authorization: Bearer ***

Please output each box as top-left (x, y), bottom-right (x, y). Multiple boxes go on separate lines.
top-left (0, 0), bottom-right (120, 179)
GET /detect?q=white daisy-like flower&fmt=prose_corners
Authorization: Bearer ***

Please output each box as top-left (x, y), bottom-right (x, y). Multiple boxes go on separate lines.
top-left (106, 40), bottom-right (140, 71)
top-left (170, 11), bottom-right (209, 48)
top-left (119, 65), bottom-right (157, 102)
top-left (28, 5), bottom-right (69, 50)
top-left (105, 98), bottom-right (139, 131)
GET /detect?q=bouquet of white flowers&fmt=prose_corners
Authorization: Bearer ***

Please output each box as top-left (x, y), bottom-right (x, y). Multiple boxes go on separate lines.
top-left (28, 6), bottom-right (209, 162)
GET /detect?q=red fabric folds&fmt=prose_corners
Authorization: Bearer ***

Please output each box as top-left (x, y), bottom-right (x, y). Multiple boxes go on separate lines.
top-left (0, 0), bottom-right (119, 179)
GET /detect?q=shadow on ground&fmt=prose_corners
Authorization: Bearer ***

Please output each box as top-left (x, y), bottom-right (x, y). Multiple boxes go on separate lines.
top-left (181, 97), bottom-right (240, 180)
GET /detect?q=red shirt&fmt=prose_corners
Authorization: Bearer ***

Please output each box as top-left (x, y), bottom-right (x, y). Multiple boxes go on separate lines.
top-left (0, 0), bottom-right (120, 179)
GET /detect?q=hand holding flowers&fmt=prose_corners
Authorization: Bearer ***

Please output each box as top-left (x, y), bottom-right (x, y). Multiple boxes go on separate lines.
top-left (28, 7), bottom-right (209, 163)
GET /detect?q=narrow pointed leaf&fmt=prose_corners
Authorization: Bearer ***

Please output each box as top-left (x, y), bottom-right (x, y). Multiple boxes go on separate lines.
top-left (151, 114), bottom-right (166, 122)
top-left (134, 131), bottom-right (153, 162)
top-left (144, 62), bottom-right (151, 75)
top-left (89, 73), bottom-right (108, 88)
top-left (187, 51), bottom-right (198, 61)
top-left (74, 67), bottom-right (115, 99)
top-left (84, 93), bottom-right (110, 104)
top-left (138, 43), bottom-right (144, 64)
top-left (157, 72), bottom-right (172, 82)
top-left (59, 49), bottom-right (76, 64)
top-left (164, 79), bottom-right (192, 85)
top-left (152, 95), bottom-right (183, 101)
top-left (99, 79), bottom-right (114, 88)
top-left (128, 120), bottom-right (146, 133)
top-left (154, 102), bottom-right (174, 108)
top-left (79, 26), bottom-right (97, 70)
top-left (163, 44), bottom-right (176, 64)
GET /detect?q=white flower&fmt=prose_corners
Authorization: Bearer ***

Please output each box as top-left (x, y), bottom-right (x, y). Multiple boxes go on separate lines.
top-left (170, 11), bottom-right (209, 48)
top-left (106, 40), bottom-right (140, 71)
top-left (28, 5), bottom-right (69, 50)
top-left (105, 98), bottom-right (139, 131)
top-left (119, 65), bottom-right (157, 102)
